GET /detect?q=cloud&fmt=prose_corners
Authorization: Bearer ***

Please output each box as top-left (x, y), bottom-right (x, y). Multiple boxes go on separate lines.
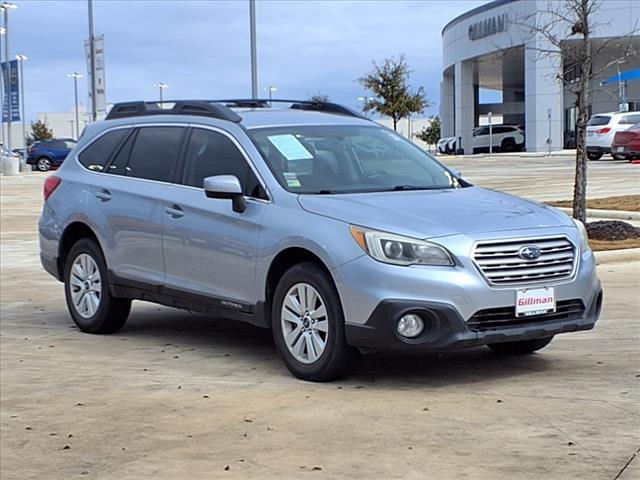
top-left (11, 0), bottom-right (485, 121)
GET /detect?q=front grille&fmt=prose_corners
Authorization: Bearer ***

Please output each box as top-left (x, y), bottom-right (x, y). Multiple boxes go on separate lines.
top-left (473, 236), bottom-right (576, 286)
top-left (467, 299), bottom-right (585, 332)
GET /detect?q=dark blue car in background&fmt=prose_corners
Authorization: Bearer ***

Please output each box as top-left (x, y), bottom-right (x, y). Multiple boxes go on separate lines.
top-left (27, 138), bottom-right (76, 171)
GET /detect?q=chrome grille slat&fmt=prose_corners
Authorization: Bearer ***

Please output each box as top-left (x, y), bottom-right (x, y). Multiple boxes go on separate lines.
top-left (473, 236), bottom-right (577, 286)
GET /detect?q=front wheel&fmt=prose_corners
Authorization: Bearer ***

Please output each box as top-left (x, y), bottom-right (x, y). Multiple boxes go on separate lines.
top-left (271, 262), bottom-right (360, 381)
top-left (587, 151), bottom-right (603, 161)
top-left (488, 336), bottom-right (554, 355)
top-left (64, 238), bottom-right (131, 334)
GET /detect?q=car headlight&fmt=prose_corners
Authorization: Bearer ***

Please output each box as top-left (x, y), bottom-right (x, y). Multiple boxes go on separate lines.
top-left (572, 218), bottom-right (590, 252)
top-left (350, 226), bottom-right (454, 266)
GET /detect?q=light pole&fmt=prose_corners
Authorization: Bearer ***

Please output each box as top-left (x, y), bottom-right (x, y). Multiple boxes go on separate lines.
top-left (15, 53), bottom-right (25, 167)
top-left (2, 2), bottom-right (17, 151)
top-left (358, 96), bottom-right (371, 117)
top-left (67, 72), bottom-right (83, 140)
top-left (0, 26), bottom-right (5, 145)
top-left (249, 0), bottom-right (257, 99)
top-left (87, 0), bottom-right (97, 121)
top-left (264, 86), bottom-right (277, 106)
top-left (154, 82), bottom-right (168, 103)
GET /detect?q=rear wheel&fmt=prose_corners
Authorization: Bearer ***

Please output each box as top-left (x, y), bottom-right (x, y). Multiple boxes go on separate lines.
top-left (488, 336), bottom-right (554, 355)
top-left (271, 262), bottom-right (359, 381)
top-left (36, 157), bottom-right (52, 172)
top-left (64, 238), bottom-right (131, 334)
top-left (611, 153), bottom-right (626, 161)
top-left (501, 138), bottom-right (516, 152)
top-left (587, 151), bottom-right (603, 161)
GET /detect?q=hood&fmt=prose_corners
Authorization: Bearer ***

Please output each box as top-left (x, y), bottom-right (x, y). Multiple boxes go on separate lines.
top-left (298, 187), bottom-right (573, 239)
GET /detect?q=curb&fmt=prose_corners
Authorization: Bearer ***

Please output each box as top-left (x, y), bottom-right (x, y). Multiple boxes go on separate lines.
top-left (594, 248), bottom-right (640, 265)
top-left (555, 207), bottom-right (640, 221)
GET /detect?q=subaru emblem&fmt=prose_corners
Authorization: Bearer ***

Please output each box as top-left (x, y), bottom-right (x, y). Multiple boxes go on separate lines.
top-left (518, 245), bottom-right (542, 260)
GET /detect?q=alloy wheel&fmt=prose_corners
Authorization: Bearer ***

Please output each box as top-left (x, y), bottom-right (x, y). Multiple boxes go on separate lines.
top-left (37, 158), bottom-right (51, 171)
top-left (69, 253), bottom-right (102, 318)
top-left (281, 283), bottom-right (329, 364)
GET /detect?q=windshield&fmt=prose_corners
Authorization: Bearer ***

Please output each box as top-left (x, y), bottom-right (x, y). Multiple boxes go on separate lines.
top-left (248, 125), bottom-right (460, 194)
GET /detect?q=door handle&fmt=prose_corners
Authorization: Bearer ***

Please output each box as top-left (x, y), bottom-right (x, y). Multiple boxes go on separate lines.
top-left (94, 190), bottom-right (112, 202)
top-left (165, 205), bottom-right (184, 218)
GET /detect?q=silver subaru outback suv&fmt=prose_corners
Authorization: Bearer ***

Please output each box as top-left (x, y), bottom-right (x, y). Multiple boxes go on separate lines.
top-left (39, 99), bottom-right (603, 381)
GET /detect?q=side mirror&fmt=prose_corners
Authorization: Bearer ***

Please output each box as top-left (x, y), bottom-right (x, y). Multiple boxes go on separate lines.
top-left (203, 175), bottom-right (247, 213)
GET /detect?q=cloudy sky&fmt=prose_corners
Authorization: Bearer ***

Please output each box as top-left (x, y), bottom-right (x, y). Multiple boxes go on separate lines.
top-left (11, 0), bottom-right (486, 121)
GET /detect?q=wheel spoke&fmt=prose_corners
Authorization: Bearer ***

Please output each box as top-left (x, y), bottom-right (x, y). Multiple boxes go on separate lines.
top-left (310, 304), bottom-right (326, 320)
top-left (296, 285), bottom-right (308, 311)
top-left (314, 319), bottom-right (328, 333)
top-left (285, 294), bottom-right (303, 315)
top-left (306, 287), bottom-right (317, 312)
top-left (305, 334), bottom-right (317, 362)
top-left (285, 324), bottom-right (303, 347)
top-left (282, 308), bottom-right (301, 327)
top-left (292, 333), bottom-right (306, 358)
top-left (70, 275), bottom-right (84, 289)
top-left (311, 330), bottom-right (326, 353)
top-left (87, 292), bottom-right (99, 316)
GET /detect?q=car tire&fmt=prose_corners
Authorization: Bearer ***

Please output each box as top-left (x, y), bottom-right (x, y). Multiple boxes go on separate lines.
top-left (64, 238), bottom-right (131, 334)
top-left (36, 157), bottom-right (52, 172)
top-left (271, 262), bottom-right (360, 382)
top-left (487, 336), bottom-right (554, 355)
top-left (611, 153), bottom-right (626, 161)
top-left (587, 152), bottom-right (603, 161)
top-left (500, 138), bottom-right (516, 152)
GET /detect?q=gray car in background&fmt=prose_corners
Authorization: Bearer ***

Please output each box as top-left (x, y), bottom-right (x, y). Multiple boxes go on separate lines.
top-left (39, 99), bottom-right (603, 381)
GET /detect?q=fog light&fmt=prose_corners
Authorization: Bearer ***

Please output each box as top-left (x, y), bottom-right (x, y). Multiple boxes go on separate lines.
top-left (397, 313), bottom-right (424, 338)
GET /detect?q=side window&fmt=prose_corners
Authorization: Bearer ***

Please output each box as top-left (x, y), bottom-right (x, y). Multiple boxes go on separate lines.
top-left (78, 129), bottom-right (128, 172)
top-left (125, 127), bottom-right (185, 182)
top-left (620, 114), bottom-right (640, 125)
top-left (107, 130), bottom-right (136, 175)
top-left (182, 128), bottom-right (263, 197)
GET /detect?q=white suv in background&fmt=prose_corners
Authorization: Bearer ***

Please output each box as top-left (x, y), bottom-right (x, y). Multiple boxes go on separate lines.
top-left (437, 125), bottom-right (525, 155)
top-left (586, 111), bottom-right (640, 160)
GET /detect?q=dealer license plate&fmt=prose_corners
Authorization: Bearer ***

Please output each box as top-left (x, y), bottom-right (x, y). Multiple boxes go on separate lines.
top-left (515, 287), bottom-right (556, 317)
top-left (616, 146), bottom-right (625, 152)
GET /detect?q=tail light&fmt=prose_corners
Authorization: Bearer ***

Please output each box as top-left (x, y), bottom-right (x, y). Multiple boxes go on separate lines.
top-left (596, 127), bottom-right (611, 134)
top-left (44, 176), bottom-right (61, 201)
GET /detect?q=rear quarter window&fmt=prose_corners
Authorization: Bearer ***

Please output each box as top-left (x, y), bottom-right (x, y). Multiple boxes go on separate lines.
top-left (78, 129), bottom-right (129, 172)
top-left (587, 115), bottom-right (611, 126)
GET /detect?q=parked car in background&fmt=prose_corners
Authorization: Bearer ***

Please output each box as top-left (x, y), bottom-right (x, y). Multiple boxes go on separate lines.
top-left (586, 111), bottom-right (640, 160)
top-left (27, 138), bottom-right (77, 171)
top-left (437, 125), bottom-right (524, 154)
top-left (611, 122), bottom-right (640, 160)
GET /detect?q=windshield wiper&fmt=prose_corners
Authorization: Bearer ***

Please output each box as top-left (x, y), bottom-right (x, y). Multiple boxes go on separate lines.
top-left (390, 185), bottom-right (434, 191)
top-left (313, 189), bottom-right (338, 194)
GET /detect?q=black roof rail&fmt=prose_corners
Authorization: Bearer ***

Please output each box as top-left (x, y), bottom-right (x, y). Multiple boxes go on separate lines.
top-left (214, 98), bottom-right (364, 119)
top-left (105, 101), bottom-right (243, 123)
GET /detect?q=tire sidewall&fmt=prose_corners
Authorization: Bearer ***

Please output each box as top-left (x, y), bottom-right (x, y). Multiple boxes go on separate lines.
top-left (64, 239), bottom-right (111, 333)
top-left (271, 264), bottom-right (347, 380)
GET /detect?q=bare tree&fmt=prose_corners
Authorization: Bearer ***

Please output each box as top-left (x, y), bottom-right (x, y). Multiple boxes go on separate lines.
top-left (519, 0), bottom-right (638, 222)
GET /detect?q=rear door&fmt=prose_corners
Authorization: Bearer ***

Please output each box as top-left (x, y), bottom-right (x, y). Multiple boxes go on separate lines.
top-left (162, 126), bottom-right (268, 308)
top-left (85, 125), bottom-right (187, 287)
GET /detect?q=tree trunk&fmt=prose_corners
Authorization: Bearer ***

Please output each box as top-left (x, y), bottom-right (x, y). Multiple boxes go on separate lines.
top-left (572, 0), bottom-right (591, 223)
top-left (393, 117), bottom-right (398, 131)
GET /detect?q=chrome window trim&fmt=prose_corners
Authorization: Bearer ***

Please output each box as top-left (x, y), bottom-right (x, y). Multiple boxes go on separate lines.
top-left (73, 121), bottom-right (272, 203)
top-left (470, 234), bottom-right (580, 290)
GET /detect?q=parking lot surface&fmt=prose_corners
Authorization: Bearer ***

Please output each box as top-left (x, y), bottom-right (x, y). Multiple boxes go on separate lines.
top-left (1, 158), bottom-right (639, 479)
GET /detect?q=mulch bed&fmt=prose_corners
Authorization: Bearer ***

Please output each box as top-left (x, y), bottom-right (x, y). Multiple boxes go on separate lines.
top-left (586, 220), bottom-right (640, 251)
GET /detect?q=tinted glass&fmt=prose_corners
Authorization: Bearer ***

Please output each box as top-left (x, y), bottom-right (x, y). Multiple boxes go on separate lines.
top-left (249, 125), bottom-right (459, 194)
top-left (78, 129), bottom-right (128, 172)
top-left (182, 128), bottom-right (261, 196)
top-left (619, 114), bottom-right (640, 125)
top-left (126, 127), bottom-right (184, 182)
top-left (587, 115), bottom-right (611, 126)
top-left (107, 130), bottom-right (136, 175)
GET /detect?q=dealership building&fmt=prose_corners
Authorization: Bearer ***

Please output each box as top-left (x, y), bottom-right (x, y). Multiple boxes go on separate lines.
top-left (440, 0), bottom-right (640, 153)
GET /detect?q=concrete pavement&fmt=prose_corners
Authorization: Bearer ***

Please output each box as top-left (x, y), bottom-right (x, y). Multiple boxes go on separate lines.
top-left (1, 167), bottom-right (639, 480)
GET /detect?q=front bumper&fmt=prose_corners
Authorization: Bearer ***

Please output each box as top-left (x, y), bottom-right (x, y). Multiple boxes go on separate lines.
top-left (345, 289), bottom-right (602, 351)
top-left (587, 146), bottom-right (610, 154)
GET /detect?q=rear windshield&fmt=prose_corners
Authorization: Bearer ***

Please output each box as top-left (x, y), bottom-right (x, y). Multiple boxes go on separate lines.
top-left (587, 115), bottom-right (611, 126)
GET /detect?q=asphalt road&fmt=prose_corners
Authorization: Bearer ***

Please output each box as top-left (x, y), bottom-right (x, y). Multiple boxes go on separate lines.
top-left (1, 162), bottom-right (639, 479)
